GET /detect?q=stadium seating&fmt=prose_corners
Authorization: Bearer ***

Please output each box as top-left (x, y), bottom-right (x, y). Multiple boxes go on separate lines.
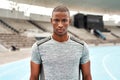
top-left (0, 23), bottom-right (12, 34)
top-left (105, 26), bottom-right (120, 38)
top-left (0, 17), bottom-right (43, 33)
top-left (0, 17), bottom-right (120, 48)
top-left (0, 33), bottom-right (36, 49)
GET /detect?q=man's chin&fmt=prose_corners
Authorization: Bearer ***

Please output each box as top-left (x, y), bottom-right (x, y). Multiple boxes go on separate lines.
top-left (57, 32), bottom-right (67, 36)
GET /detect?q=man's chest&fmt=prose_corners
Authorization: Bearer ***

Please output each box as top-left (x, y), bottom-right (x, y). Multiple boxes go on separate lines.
top-left (39, 44), bottom-right (83, 65)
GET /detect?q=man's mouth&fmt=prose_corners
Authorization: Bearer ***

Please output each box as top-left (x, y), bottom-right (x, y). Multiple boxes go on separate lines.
top-left (57, 29), bottom-right (64, 32)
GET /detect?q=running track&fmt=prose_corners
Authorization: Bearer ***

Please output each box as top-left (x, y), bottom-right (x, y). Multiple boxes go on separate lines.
top-left (0, 45), bottom-right (120, 80)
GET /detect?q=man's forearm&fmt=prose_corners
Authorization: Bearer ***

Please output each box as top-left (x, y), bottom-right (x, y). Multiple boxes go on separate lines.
top-left (30, 76), bottom-right (39, 80)
top-left (83, 75), bottom-right (92, 80)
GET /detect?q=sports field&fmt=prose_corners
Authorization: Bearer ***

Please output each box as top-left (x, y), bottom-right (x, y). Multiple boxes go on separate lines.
top-left (0, 45), bottom-right (120, 80)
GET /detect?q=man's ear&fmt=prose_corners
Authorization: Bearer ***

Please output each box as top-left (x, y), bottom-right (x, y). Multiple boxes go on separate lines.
top-left (69, 18), bottom-right (71, 24)
top-left (50, 18), bottom-right (52, 23)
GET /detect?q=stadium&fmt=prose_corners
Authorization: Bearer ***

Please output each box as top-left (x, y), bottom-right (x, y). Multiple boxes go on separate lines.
top-left (0, 0), bottom-right (120, 80)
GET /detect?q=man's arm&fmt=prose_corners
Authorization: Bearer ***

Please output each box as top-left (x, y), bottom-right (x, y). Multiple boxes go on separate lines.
top-left (30, 61), bottom-right (41, 80)
top-left (80, 61), bottom-right (92, 80)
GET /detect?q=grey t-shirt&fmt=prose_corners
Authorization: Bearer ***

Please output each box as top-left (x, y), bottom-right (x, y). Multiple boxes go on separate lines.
top-left (31, 36), bottom-right (90, 80)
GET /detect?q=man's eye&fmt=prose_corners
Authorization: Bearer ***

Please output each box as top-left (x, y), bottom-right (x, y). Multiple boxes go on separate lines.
top-left (54, 19), bottom-right (59, 22)
top-left (62, 19), bottom-right (68, 22)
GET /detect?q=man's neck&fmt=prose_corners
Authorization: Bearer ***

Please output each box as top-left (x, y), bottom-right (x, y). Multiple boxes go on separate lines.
top-left (52, 34), bottom-right (69, 42)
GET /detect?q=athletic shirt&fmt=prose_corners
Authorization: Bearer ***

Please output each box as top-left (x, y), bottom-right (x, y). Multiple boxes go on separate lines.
top-left (31, 36), bottom-right (90, 80)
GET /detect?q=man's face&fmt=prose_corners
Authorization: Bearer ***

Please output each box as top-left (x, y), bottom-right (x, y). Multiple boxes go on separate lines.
top-left (51, 12), bottom-right (71, 36)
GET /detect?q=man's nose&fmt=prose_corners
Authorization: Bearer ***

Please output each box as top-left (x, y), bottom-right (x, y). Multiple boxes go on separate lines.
top-left (58, 21), bottom-right (63, 27)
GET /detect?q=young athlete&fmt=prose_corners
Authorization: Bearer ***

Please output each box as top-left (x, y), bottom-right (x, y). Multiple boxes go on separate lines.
top-left (30, 5), bottom-right (92, 80)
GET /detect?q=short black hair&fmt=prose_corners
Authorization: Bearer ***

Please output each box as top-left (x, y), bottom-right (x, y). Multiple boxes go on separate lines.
top-left (52, 5), bottom-right (70, 16)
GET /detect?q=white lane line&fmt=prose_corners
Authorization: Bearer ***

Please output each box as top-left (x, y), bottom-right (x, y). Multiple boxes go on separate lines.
top-left (102, 54), bottom-right (117, 80)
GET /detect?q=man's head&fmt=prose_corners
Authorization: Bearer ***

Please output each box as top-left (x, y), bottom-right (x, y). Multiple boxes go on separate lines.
top-left (52, 5), bottom-right (70, 17)
top-left (51, 5), bottom-right (71, 36)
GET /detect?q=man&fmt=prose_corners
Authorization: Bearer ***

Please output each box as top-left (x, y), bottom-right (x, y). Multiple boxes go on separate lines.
top-left (30, 5), bottom-right (92, 80)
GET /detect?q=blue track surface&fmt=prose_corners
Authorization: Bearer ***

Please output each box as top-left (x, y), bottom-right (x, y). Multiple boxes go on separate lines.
top-left (0, 45), bottom-right (120, 80)
top-left (0, 58), bottom-right (30, 80)
top-left (90, 45), bottom-right (120, 80)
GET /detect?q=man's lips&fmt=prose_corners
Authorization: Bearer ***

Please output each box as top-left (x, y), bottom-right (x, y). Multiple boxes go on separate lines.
top-left (57, 29), bottom-right (64, 32)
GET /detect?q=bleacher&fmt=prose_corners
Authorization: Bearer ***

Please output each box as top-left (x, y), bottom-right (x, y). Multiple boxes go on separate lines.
top-left (105, 26), bottom-right (120, 38)
top-left (102, 32), bottom-right (117, 40)
top-left (34, 21), bottom-right (53, 33)
top-left (0, 33), bottom-right (36, 49)
top-left (0, 23), bottom-right (12, 34)
top-left (0, 17), bottom-right (54, 49)
top-left (68, 26), bottom-right (98, 40)
top-left (0, 17), bottom-right (120, 50)
top-left (0, 17), bottom-right (44, 33)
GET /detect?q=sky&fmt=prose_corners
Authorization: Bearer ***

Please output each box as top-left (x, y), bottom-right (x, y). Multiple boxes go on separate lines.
top-left (0, 0), bottom-right (120, 24)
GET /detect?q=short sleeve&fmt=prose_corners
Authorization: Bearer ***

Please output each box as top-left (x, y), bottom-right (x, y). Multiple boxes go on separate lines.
top-left (80, 42), bottom-right (90, 64)
top-left (31, 42), bottom-right (42, 64)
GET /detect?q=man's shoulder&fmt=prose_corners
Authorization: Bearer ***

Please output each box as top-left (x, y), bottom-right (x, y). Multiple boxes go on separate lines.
top-left (70, 36), bottom-right (84, 46)
top-left (36, 36), bottom-right (51, 46)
